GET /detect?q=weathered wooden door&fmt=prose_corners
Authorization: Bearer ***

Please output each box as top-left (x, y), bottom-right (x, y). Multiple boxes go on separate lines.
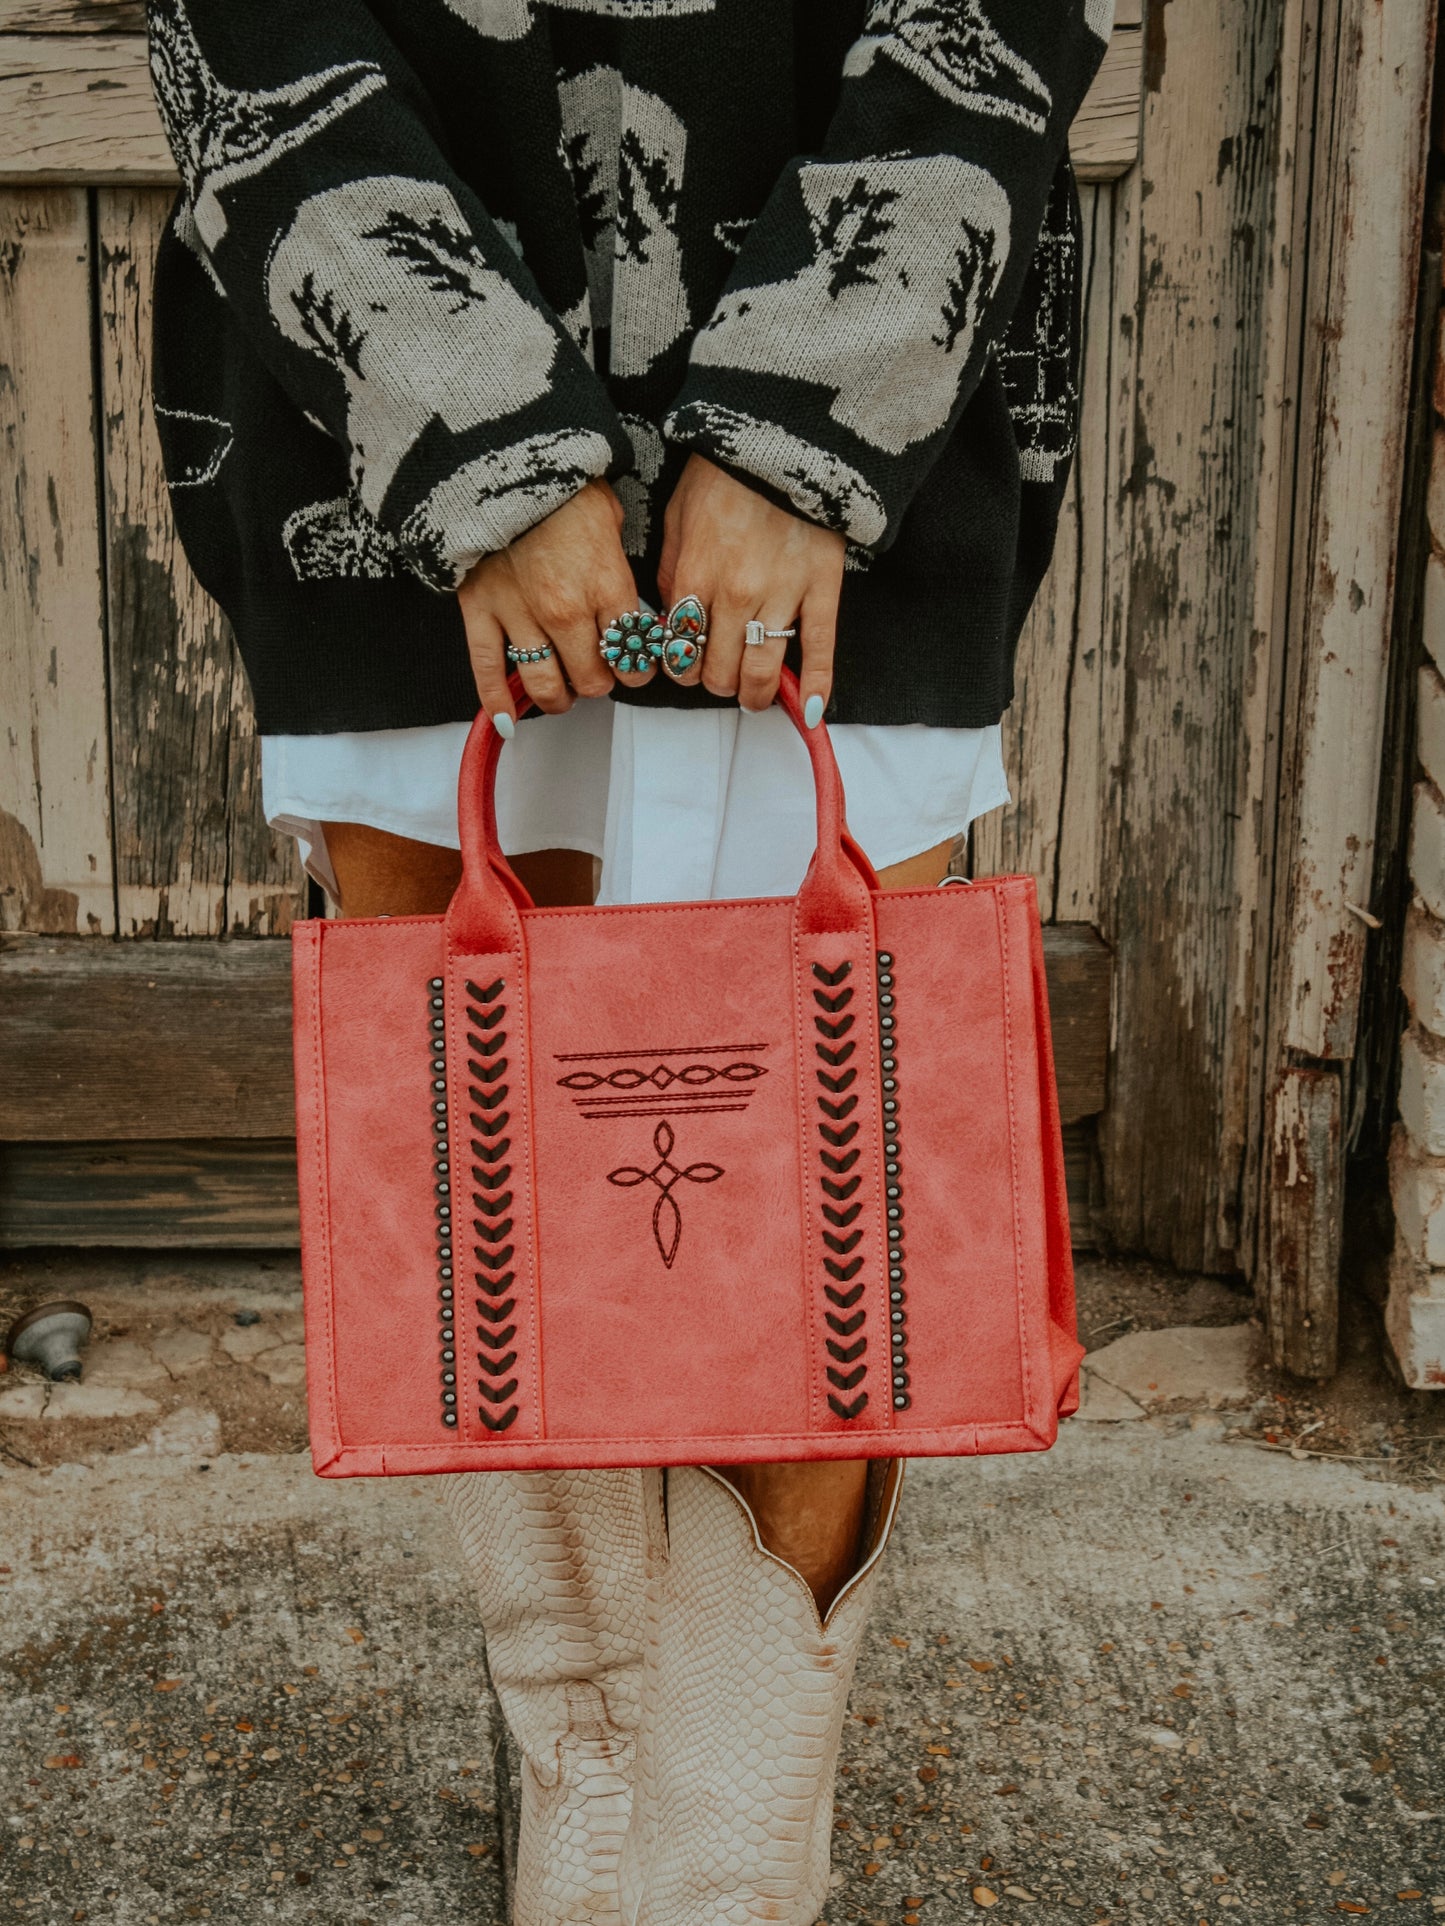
top-left (1, 0), bottom-right (1435, 1380)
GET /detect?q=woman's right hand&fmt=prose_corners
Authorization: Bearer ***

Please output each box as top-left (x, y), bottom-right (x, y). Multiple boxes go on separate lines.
top-left (457, 479), bottom-right (639, 726)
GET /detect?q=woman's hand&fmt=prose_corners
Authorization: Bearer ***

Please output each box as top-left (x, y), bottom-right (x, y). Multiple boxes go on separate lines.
top-left (458, 480), bottom-right (639, 727)
top-left (658, 454), bottom-right (845, 722)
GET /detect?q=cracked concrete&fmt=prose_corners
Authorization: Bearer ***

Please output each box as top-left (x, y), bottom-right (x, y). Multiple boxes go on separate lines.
top-left (2, 1255), bottom-right (1444, 1923)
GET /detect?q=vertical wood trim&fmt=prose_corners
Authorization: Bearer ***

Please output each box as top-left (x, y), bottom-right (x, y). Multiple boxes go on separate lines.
top-left (1096, 0), bottom-right (1288, 1272)
top-left (1254, 0), bottom-right (1438, 1374)
top-left (1273, 0), bottom-right (1438, 1062)
top-left (1232, 0), bottom-right (1316, 1271)
top-left (1263, 1067), bottom-right (1344, 1367)
top-left (0, 186), bottom-right (114, 935)
top-left (95, 186), bottom-right (303, 938)
top-left (973, 186), bottom-right (1102, 913)
top-left (1055, 182), bottom-right (1127, 926)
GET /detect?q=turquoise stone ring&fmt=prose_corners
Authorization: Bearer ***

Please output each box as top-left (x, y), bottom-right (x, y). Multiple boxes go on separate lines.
top-left (600, 609), bottom-right (667, 677)
top-left (660, 593), bottom-right (708, 682)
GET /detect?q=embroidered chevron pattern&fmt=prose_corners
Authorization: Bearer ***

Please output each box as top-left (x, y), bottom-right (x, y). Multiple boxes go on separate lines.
top-left (466, 976), bottom-right (521, 1434)
top-left (811, 959), bottom-right (870, 1422)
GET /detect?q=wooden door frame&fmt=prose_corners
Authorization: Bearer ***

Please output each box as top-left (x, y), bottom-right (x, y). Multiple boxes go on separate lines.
top-left (1248, 0), bottom-right (1438, 1374)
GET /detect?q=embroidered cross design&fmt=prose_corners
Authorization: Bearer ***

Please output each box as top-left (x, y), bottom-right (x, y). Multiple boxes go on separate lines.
top-left (607, 1120), bottom-right (723, 1270)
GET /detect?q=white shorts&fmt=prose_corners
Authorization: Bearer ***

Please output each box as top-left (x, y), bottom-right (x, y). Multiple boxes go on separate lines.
top-left (261, 699), bottom-right (1010, 905)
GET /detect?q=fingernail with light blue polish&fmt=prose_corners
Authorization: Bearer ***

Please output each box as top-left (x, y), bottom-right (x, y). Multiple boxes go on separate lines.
top-left (493, 712), bottom-right (515, 740)
top-left (804, 694), bottom-right (825, 730)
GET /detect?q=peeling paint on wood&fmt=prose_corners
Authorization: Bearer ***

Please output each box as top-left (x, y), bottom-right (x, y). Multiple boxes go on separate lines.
top-left (1271, 0), bottom-right (1437, 1063)
top-left (1097, 0), bottom-right (1288, 1274)
top-left (96, 188), bottom-right (303, 939)
top-left (0, 35), bottom-right (174, 184)
top-left (1264, 1067), bottom-right (1343, 1378)
top-left (0, 187), bottom-right (113, 936)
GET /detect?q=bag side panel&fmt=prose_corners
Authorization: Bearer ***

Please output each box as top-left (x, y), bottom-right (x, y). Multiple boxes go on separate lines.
top-left (1028, 904), bottom-right (1085, 1412)
top-left (870, 883), bottom-right (1053, 1443)
top-left (311, 916), bottom-right (457, 1453)
top-left (294, 919), bottom-right (345, 1475)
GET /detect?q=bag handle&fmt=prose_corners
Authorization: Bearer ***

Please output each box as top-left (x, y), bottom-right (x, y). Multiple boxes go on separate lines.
top-left (445, 669), bottom-right (877, 956)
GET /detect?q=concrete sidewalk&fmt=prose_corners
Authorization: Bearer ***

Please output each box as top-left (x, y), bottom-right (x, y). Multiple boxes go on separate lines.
top-left (3, 1259), bottom-right (1445, 1924)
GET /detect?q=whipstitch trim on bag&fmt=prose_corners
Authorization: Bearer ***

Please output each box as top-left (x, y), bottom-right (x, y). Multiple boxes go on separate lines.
top-left (427, 977), bottom-right (460, 1429)
top-left (811, 958), bottom-right (869, 1421)
top-left (465, 975), bottom-right (521, 1434)
top-left (876, 950), bottom-right (910, 1412)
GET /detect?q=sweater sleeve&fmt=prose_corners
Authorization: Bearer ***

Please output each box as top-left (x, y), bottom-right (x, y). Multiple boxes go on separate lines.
top-left (145, 0), bottom-right (633, 589)
top-left (661, 0), bottom-right (1114, 551)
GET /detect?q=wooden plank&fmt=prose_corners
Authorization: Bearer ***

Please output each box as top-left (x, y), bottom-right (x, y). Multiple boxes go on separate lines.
top-left (0, 18), bottom-right (1139, 183)
top-left (1252, 0), bottom-right (1437, 1374)
top-left (970, 182), bottom-right (1090, 916)
top-left (0, 1138), bottom-right (301, 1247)
top-left (1269, 0), bottom-right (1437, 1064)
top-left (96, 187), bottom-right (304, 938)
top-left (1071, 3), bottom-right (1143, 183)
top-left (0, 937), bottom-right (298, 1140)
top-left (0, 1125), bottom-right (1102, 1250)
top-left (0, 187), bottom-right (114, 937)
top-left (0, 3), bottom-right (144, 29)
top-left (1095, 0), bottom-right (1292, 1274)
top-left (0, 35), bottom-right (175, 184)
top-left (1229, 0), bottom-right (1313, 1278)
top-left (1262, 1067), bottom-right (1343, 1378)
top-left (0, 922), bottom-right (1113, 1141)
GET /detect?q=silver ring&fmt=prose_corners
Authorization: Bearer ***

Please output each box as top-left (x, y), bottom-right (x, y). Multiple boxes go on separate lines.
top-left (505, 642), bottom-right (553, 664)
top-left (661, 593), bottom-right (708, 681)
top-left (744, 620), bottom-right (798, 647)
top-left (600, 608), bottom-right (666, 677)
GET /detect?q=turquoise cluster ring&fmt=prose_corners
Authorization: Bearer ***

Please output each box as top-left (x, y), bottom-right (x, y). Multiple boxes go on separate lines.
top-left (600, 608), bottom-right (668, 677)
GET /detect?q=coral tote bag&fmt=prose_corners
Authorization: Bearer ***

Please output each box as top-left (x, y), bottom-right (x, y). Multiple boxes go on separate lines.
top-left (293, 674), bottom-right (1082, 1476)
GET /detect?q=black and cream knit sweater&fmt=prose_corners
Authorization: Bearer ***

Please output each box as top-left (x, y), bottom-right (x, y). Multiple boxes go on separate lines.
top-left (145, 0), bottom-right (1112, 735)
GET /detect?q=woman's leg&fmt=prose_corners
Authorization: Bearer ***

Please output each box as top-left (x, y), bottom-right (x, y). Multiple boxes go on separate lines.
top-left (719, 835), bottom-right (956, 1614)
top-left (322, 819), bottom-right (596, 915)
top-left (324, 823), bottom-right (640, 1926)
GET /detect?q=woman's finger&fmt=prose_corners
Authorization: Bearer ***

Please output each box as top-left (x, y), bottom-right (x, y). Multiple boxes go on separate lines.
top-left (798, 582), bottom-right (838, 728)
top-left (460, 600), bottom-right (515, 727)
top-left (498, 603), bottom-right (573, 714)
top-left (549, 614), bottom-right (615, 701)
top-left (701, 596), bottom-right (751, 699)
top-left (737, 604), bottom-right (797, 713)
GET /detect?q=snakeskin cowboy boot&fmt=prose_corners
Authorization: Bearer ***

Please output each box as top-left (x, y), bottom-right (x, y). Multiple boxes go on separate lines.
top-left (618, 1459), bottom-right (903, 1926)
top-left (444, 1469), bottom-right (647, 1926)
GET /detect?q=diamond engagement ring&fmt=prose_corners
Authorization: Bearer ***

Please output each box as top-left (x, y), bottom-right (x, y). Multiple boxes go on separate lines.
top-left (505, 642), bottom-right (554, 664)
top-left (744, 620), bottom-right (798, 647)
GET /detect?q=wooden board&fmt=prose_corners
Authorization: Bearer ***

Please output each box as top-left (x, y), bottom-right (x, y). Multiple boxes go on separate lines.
top-left (0, 4), bottom-right (144, 28)
top-left (0, 922), bottom-right (1112, 1142)
top-left (0, 1124), bottom-right (1101, 1250)
top-left (973, 178), bottom-right (1131, 928)
top-left (1253, 0), bottom-right (1437, 1374)
top-left (0, 1138), bottom-right (302, 1247)
top-left (0, 20), bottom-right (1141, 183)
top-left (96, 187), bottom-right (304, 938)
top-left (1094, 0), bottom-right (1292, 1275)
top-left (1269, 0), bottom-right (1437, 1064)
top-left (0, 35), bottom-right (176, 184)
top-left (1071, 0), bottom-right (1143, 183)
top-left (0, 187), bottom-right (114, 937)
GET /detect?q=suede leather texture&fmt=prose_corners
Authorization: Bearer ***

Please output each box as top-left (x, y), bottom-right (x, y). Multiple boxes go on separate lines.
top-left (295, 687), bottom-right (1081, 1475)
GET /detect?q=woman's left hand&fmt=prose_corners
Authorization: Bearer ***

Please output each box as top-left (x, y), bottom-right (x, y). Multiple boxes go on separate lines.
top-left (657, 454), bottom-right (845, 722)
